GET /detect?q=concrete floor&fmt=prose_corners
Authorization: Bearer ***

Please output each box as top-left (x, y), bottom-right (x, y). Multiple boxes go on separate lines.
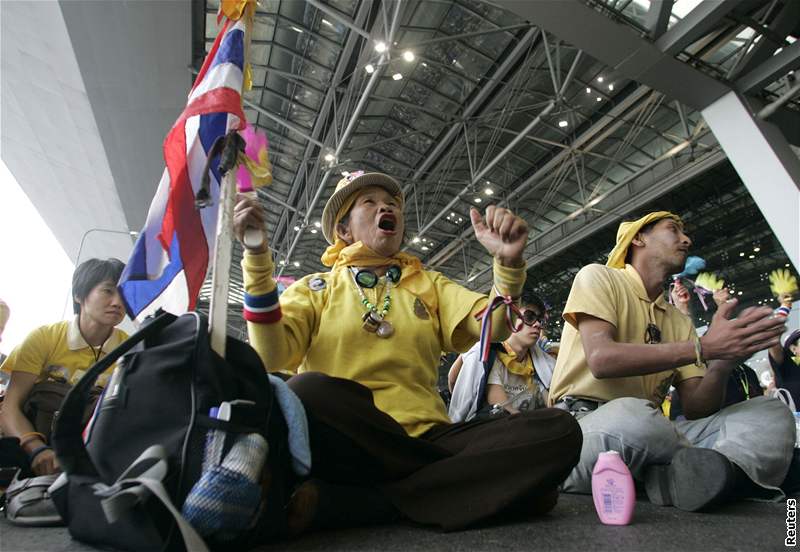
top-left (1, 494), bottom-right (792, 552)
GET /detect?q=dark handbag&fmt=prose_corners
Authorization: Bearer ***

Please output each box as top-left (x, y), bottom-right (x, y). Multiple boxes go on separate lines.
top-left (22, 380), bottom-right (102, 443)
top-left (50, 311), bottom-right (291, 551)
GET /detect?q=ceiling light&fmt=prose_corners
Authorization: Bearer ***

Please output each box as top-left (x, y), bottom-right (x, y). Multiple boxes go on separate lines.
top-left (279, 260), bottom-right (286, 265)
top-left (374, 41), bottom-right (387, 53)
top-left (314, 221), bottom-right (321, 228)
top-left (597, 76), bottom-right (604, 83)
top-left (294, 261), bottom-right (300, 267)
top-left (341, 171), bottom-right (350, 177)
top-left (421, 62), bottom-right (428, 67)
top-left (290, 26), bottom-right (304, 34)
top-left (753, 246), bottom-right (760, 252)
top-left (324, 153), bottom-right (335, 162)
top-left (392, 73), bottom-right (403, 80)
top-left (738, 291), bottom-right (743, 295)
top-left (608, 83), bottom-right (614, 91)
top-left (321, 19), bottom-right (333, 27)
top-left (293, 226), bottom-right (300, 231)
top-left (739, 252), bottom-right (745, 256)
top-left (484, 188), bottom-right (493, 195)
top-left (558, 120), bottom-right (568, 128)
top-left (412, 237), bottom-right (420, 243)
top-left (365, 64), bottom-right (375, 74)
top-left (596, 97), bottom-right (602, 102)
top-left (422, 246), bottom-right (429, 251)
top-left (310, 229), bottom-right (318, 234)
top-left (748, 254), bottom-right (755, 259)
top-left (450, 212), bottom-right (456, 217)
top-left (585, 87), bottom-right (591, 94)
top-left (474, 197), bottom-right (482, 203)
top-left (402, 51), bottom-right (415, 62)
top-left (787, 263), bottom-right (791, 267)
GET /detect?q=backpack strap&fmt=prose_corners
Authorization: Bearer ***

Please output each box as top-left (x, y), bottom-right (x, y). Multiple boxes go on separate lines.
top-left (94, 444), bottom-right (208, 552)
top-left (52, 311), bottom-right (177, 477)
top-left (475, 343), bottom-right (503, 414)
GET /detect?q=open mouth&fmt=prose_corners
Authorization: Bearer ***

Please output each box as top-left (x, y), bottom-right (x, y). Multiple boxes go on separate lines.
top-left (378, 214), bottom-right (397, 233)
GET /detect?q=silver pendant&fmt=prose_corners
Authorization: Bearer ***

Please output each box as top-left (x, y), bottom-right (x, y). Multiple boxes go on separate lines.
top-left (376, 320), bottom-right (394, 338)
top-left (362, 311), bottom-right (381, 333)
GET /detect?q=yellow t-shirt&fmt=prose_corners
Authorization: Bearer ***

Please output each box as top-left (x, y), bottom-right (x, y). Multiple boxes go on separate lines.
top-left (243, 251), bottom-right (526, 437)
top-left (549, 264), bottom-right (704, 406)
top-left (0, 317), bottom-right (128, 387)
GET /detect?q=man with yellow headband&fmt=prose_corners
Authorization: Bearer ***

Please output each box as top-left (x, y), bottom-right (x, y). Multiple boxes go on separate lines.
top-left (232, 171), bottom-right (581, 537)
top-left (549, 211), bottom-right (793, 512)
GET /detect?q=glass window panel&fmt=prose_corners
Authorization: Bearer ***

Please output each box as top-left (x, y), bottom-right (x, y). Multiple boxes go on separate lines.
top-left (465, 25), bottom-right (514, 59)
top-left (441, 4), bottom-right (482, 37)
top-left (372, 140), bottom-right (419, 167)
top-left (252, 17), bottom-right (276, 41)
top-left (250, 65), bottom-right (267, 88)
top-left (408, 2), bottom-right (449, 27)
top-left (436, 74), bottom-right (466, 101)
top-left (325, 0), bottom-right (357, 16)
top-left (295, 32), bottom-right (340, 69)
top-left (257, 0), bottom-right (279, 14)
top-left (413, 62), bottom-right (443, 89)
top-left (399, 81), bottom-right (432, 106)
top-left (364, 149), bottom-right (407, 176)
top-left (459, 0), bottom-right (521, 27)
top-left (250, 44), bottom-right (272, 64)
top-left (316, 16), bottom-right (347, 43)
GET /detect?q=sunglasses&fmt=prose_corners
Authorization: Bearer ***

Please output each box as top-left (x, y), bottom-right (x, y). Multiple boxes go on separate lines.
top-left (518, 309), bottom-right (547, 327)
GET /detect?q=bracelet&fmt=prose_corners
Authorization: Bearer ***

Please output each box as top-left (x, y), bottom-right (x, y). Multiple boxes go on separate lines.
top-left (19, 432), bottom-right (46, 448)
top-left (28, 445), bottom-right (52, 462)
top-left (693, 335), bottom-right (706, 368)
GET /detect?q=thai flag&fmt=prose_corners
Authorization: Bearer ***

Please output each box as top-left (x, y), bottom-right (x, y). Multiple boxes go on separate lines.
top-left (119, 19), bottom-right (247, 322)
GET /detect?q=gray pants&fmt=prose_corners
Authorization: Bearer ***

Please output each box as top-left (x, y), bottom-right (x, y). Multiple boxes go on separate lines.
top-left (562, 396), bottom-right (795, 495)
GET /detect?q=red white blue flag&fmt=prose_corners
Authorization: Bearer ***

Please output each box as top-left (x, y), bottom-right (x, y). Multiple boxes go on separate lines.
top-left (119, 19), bottom-right (247, 322)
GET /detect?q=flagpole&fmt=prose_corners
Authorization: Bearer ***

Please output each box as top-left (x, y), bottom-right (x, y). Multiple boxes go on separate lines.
top-left (208, 1), bottom-right (255, 358)
top-left (208, 169), bottom-right (237, 358)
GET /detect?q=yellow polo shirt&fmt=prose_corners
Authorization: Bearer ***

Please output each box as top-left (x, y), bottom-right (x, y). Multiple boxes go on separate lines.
top-left (0, 317), bottom-right (127, 387)
top-left (243, 251), bottom-right (526, 437)
top-left (549, 264), bottom-right (704, 406)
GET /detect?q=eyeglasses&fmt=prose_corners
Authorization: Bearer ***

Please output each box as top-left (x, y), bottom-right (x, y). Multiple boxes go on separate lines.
top-left (645, 323), bottom-right (662, 344)
top-left (519, 309), bottom-right (547, 327)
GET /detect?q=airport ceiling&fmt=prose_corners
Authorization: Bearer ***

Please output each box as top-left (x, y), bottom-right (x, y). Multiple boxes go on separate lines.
top-left (194, 0), bottom-right (799, 338)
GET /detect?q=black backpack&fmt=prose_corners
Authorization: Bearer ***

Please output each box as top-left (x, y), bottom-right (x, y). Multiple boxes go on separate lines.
top-left (50, 311), bottom-right (291, 551)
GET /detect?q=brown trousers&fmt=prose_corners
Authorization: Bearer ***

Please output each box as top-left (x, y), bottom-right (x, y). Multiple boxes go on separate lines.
top-left (287, 372), bottom-right (582, 531)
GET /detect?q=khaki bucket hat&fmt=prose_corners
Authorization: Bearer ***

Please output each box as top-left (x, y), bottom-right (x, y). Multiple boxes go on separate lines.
top-left (321, 171), bottom-right (403, 244)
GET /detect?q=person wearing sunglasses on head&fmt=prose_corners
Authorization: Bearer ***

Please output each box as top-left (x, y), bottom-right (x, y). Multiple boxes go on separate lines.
top-left (549, 211), bottom-right (792, 512)
top-left (449, 287), bottom-right (556, 422)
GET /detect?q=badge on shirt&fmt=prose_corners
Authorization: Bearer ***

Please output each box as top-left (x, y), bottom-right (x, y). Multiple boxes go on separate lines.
top-left (308, 277), bottom-right (326, 291)
top-left (414, 298), bottom-right (429, 320)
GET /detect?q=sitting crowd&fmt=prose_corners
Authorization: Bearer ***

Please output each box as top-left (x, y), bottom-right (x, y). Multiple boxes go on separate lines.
top-left (0, 172), bottom-right (797, 540)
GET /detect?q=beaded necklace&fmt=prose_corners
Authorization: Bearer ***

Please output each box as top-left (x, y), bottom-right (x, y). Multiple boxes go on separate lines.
top-left (349, 267), bottom-right (394, 338)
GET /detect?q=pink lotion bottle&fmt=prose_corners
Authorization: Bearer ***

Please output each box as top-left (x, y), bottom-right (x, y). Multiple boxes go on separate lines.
top-left (591, 451), bottom-right (635, 525)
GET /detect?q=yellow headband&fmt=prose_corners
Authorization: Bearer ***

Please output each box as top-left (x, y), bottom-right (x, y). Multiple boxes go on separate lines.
top-left (606, 211), bottom-right (682, 269)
